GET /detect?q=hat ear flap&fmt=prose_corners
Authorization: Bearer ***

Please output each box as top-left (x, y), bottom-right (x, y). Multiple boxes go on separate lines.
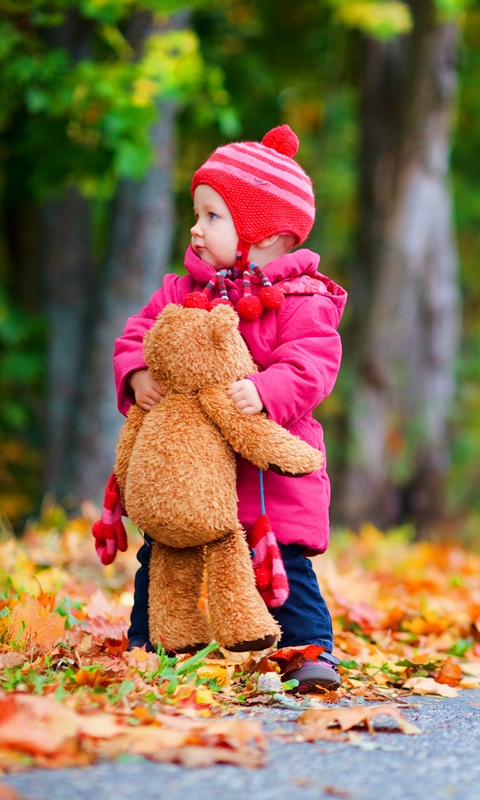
top-left (209, 304), bottom-right (239, 347)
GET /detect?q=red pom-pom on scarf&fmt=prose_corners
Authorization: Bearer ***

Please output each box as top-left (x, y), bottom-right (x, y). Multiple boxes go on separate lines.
top-left (210, 297), bottom-right (234, 309)
top-left (237, 295), bottom-right (263, 321)
top-left (183, 292), bottom-right (210, 310)
top-left (259, 285), bottom-right (284, 310)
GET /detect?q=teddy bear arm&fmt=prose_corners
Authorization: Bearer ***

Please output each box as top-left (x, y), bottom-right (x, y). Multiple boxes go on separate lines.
top-left (198, 386), bottom-right (323, 475)
top-left (114, 404), bottom-right (146, 502)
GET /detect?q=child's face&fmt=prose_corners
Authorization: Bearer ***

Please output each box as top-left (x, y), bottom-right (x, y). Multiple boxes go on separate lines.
top-left (191, 185), bottom-right (238, 270)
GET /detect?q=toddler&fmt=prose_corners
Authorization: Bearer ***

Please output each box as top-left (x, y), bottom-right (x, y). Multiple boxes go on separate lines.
top-left (114, 125), bottom-right (347, 692)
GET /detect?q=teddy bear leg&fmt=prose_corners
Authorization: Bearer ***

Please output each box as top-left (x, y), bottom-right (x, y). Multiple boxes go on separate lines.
top-left (205, 531), bottom-right (281, 652)
top-left (148, 541), bottom-right (213, 654)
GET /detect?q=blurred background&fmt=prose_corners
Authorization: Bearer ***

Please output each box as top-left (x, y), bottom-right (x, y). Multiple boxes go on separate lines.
top-left (1, 0), bottom-right (479, 540)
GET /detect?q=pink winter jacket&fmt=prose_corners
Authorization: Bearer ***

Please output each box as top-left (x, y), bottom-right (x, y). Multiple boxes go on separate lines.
top-left (114, 245), bottom-right (347, 554)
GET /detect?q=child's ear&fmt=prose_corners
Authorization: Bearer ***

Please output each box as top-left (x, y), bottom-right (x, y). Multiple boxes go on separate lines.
top-left (209, 304), bottom-right (239, 346)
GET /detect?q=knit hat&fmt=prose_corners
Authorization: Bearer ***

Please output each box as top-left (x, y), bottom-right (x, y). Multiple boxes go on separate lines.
top-left (191, 125), bottom-right (315, 248)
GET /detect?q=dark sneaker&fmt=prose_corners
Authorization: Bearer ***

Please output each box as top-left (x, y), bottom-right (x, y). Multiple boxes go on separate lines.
top-left (287, 652), bottom-right (341, 693)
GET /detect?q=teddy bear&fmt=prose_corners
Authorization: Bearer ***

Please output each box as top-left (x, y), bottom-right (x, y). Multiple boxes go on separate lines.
top-left (100, 303), bottom-right (323, 654)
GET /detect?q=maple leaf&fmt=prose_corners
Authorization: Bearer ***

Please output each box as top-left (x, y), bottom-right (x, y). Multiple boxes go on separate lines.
top-left (8, 596), bottom-right (65, 652)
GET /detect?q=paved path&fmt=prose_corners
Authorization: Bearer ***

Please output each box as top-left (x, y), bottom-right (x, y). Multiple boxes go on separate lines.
top-left (5, 691), bottom-right (480, 800)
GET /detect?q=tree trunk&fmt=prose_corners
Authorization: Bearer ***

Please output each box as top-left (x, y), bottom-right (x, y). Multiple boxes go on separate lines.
top-left (41, 11), bottom-right (94, 498)
top-left (72, 12), bottom-right (180, 501)
top-left (341, 2), bottom-right (461, 529)
top-left (72, 104), bottom-right (176, 502)
top-left (42, 189), bottom-right (92, 495)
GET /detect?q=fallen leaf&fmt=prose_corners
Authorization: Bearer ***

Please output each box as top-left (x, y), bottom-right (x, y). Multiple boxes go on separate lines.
top-left (0, 784), bottom-right (31, 800)
top-left (149, 744), bottom-right (265, 768)
top-left (298, 703), bottom-right (421, 738)
top-left (403, 677), bottom-right (458, 698)
top-left (77, 714), bottom-right (124, 739)
top-left (8, 597), bottom-right (65, 652)
top-left (323, 786), bottom-right (351, 799)
top-left (0, 654), bottom-right (27, 671)
top-left (459, 677), bottom-right (480, 689)
top-left (460, 662), bottom-right (480, 677)
top-left (434, 658), bottom-right (463, 687)
top-left (196, 665), bottom-right (229, 685)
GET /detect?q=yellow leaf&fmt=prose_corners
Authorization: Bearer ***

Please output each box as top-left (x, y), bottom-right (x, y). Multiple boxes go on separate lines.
top-left (196, 665), bottom-right (229, 686)
top-left (196, 687), bottom-right (219, 706)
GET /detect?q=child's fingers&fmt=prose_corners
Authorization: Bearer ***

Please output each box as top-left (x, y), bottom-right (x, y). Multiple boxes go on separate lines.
top-left (238, 404), bottom-right (257, 415)
top-left (146, 387), bottom-right (164, 402)
top-left (137, 390), bottom-right (162, 411)
top-left (149, 378), bottom-right (164, 395)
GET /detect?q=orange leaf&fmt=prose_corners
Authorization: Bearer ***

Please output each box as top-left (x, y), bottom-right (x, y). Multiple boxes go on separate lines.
top-left (270, 645), bottom-right (325, 673)
top-left (434, 658), bottom-right (463, 687)
top-left (8, 596), bottom-right (65, 652)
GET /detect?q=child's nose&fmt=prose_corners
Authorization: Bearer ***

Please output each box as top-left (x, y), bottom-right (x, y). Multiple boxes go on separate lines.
top-left (190, 220), bottom-right (203, 237)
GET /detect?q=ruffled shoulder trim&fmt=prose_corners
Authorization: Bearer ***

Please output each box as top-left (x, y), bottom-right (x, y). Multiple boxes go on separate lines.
top-left (277, 274), bottom-right (328, 295)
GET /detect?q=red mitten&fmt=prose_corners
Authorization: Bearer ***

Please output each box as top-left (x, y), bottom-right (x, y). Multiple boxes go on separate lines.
top-left (247, 514), bottom-right (289, 607)
top-left (92, 473), bottom-right (128, 565)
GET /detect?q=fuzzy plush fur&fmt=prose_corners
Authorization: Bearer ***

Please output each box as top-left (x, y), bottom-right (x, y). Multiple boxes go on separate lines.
top-left (114, 303), bottom-right (323, 652)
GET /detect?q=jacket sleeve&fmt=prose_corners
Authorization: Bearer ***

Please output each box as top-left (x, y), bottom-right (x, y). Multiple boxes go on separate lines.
top-left (113, 274), bottom-right (183, 415)
top-left (248, 294), bottom-right (343, 428)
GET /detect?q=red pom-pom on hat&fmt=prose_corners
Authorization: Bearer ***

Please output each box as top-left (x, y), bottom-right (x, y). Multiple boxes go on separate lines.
top-left (259, 285), bottom-right (284, 310)
top-left (262, 125), bottom-right (299, 158)
top-left (183, 292), bottom-right (210, 310)
top-left (237, 295), bottom-right (263, 321)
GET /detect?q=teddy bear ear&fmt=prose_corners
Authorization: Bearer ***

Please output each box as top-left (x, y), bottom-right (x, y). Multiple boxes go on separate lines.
top-left (144, 303), bottom-right (182, 352)
top-left (156, 303), bottom-right (183, 325)
top-left (209, 304), bottom-right (239, 346)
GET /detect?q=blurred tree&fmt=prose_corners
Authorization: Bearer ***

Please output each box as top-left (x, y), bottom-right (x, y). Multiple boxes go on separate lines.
top-left (0, 0), bottom-right (212, 508)
top-left (341, 0), bottom-right (462, 528)
top-left (72, 11), bottom-right (185, 500)
top-left (0, 0), bottom-right (477, 530)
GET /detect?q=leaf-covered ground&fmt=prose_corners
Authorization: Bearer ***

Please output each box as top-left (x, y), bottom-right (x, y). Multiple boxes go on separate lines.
top-left (0, 504), bottom-right (479, 774)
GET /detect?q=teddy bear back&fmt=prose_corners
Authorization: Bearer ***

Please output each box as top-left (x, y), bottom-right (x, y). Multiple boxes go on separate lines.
top-left (143, 304), bottom-right (257, 394)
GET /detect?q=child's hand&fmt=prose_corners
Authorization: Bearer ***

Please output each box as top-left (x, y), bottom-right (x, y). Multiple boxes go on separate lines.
top-left (129, 369), bottom-right (165, 411)
top-left (227, 379), bottom-right (263, 415)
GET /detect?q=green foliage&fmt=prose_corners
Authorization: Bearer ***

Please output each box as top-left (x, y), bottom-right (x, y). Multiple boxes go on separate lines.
top-left (0, 0), bottom-right (210, 198)
top-left (447, 7), bottom-right (480, 517)
top-left (0, 288), bottom-right (44, 435)
top-left (330, 0), bottom-right (413, 40)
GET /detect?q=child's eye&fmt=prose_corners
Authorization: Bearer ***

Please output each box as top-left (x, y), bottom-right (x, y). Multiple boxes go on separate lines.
top-left (208, 212), bottom-right (218, 220)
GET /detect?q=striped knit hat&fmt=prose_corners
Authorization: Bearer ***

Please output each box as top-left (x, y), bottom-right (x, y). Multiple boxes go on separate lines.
top-left (191, 125), bottom-right (315, 248)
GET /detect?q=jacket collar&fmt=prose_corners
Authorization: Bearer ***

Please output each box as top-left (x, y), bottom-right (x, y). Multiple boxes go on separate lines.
top-left (183, 244), bottom-right (321, 286)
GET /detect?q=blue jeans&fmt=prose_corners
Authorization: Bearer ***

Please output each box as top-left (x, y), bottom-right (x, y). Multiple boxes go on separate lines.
top-left (128, 536), bottom-right (333, 652)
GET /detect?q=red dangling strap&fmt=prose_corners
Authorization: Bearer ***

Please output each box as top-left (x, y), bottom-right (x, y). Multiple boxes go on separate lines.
top-left (246, 470), bottom-right (289, 607)
top-left (92, 473), bottom-right (128, 565)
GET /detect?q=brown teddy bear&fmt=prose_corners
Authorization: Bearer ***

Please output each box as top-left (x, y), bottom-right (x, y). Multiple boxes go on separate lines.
top-left (108, 303), bottom-right (323, 654)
